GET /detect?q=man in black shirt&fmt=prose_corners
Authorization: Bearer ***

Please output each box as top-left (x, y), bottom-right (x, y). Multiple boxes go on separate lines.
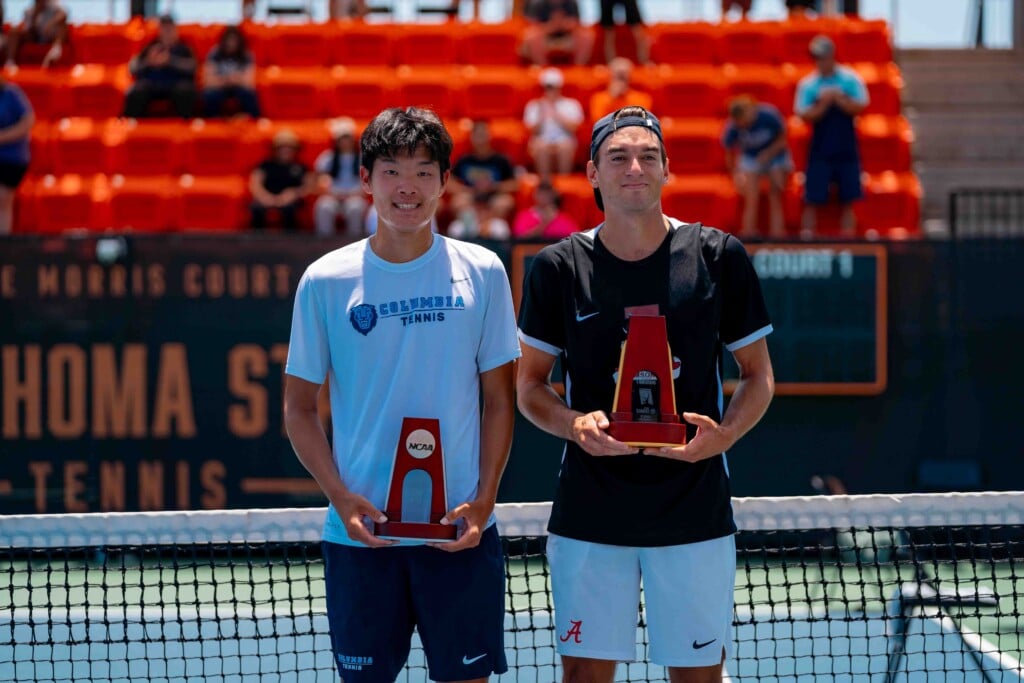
top-left (123, 15), bottom-right (198, 119)
top-left (249, 129), bottom-right (314, 231)
top-left (516, 106), bottom-right (775, 682)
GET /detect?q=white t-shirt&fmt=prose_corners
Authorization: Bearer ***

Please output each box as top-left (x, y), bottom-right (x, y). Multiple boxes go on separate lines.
top-left (286, 235), bottom-right (521, 546)
top-left (524, 96), bottom-right (584, 144)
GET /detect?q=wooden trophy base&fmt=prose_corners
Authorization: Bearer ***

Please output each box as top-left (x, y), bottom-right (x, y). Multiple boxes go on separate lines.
top-left (607, 414), bottom-right (687, 449)
top-left (373, 520), bottom-right (458, 542)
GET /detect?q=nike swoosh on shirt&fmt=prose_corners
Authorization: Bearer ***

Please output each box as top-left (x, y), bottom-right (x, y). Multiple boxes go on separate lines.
top-left (575, 311), bottom-right (599, 322)
top-left (462, 653), bottom-right (487, 665)
top-left (451, 276), bottom-right (471, 283)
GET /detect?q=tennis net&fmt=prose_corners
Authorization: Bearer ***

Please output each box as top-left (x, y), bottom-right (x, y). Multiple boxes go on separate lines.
top-left (2, 492), bottom-right (1022, 682)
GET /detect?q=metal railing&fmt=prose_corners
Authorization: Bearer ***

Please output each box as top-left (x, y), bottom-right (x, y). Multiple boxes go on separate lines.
top-left (949, 188), bottom-right (1024, 238)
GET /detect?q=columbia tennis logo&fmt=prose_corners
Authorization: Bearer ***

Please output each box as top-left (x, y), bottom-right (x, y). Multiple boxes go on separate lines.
top-left (336, 654), bottom-right (373, 671)
top-left (406, 429), bottom-right (436, 459)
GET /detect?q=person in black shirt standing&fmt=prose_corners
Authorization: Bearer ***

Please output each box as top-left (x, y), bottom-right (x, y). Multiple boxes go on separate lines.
top-left (516, 106), bottom-right (775, 683)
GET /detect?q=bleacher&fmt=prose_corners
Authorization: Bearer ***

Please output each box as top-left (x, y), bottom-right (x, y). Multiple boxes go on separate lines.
top-left (10, 15), bottom-right (921, 237)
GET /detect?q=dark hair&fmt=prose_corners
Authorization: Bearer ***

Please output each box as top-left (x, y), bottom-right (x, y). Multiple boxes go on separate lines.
top-left (360, 107), bottom-right (453, 175)
top-left (217, 25), bottom-right (248, 60)
top-left (536, 181), bottom-right (562, 209)
top-left (592, 106), bottom-right (667, 166)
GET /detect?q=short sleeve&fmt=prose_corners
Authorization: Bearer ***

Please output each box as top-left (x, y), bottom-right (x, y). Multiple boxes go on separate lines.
top-left (285, 271), bottom-right (331, 384)
top-left (844, 69), bottom-right (870, 106)
top-left (476, 254), bottom-right (522, 373)
top-left (313, 151), bottom-right (331, 174)
top-left (523, 101), bottom-right (540, 128)
top-left (563, 98), bottom-right (584, 125)
top-left (517, 247), bottom-right (566, 357)
top-left (794, 76), bottom-right (817, 116)
top-left (496, 155), bottom-right (515, 181)
top-left (719, 235), bottom-right (772, 352)
top-left (764, 106), bottom-right (784, 135)
top-left (721, 122), bottom-right (738, 149)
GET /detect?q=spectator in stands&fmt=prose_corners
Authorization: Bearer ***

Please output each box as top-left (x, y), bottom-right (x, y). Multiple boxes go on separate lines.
top-left (512, 181), bottom-right (579, 239)
top-left (722, 0), bottom-right (753, 20)
top-left (4, 0), bottom-right (69, 68)
top-left (250, 129), bottom-right (314, 232)
top-left (448, 120), bottom-right (518, 240)
top-left (795, 35), bottom-right (868, 238)
top-left (589, 57), bottom-right (652, 122)
top-left (123, 15), bottom-right (198, 119)
top-left (785, 0), bottom-right (818, 18)
top-left (524, 68), bottom-right (584, 179)
top-left (313, 117), bottom-right (367, 237)
top-left (328, 0), bottom-right (368, 18)
top-left (0, 73), bottom-right (34, 235)
top-left (722, 95), bottom-right (793, 239)
top-left (599, 0), bottom-right (650, 65)
top-left (202, 25), bottom-right (259, 119)
top-left (520, 0), bottom-right (593, 66)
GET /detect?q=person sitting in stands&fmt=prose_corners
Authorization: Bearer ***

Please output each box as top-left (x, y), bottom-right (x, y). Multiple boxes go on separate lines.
top-left (123, 15), bottom-right (198, 119)
top-left (313, 117), bottom-right (368, 236)
top-left (202, 25), bottom-right (259, 119)
top-left (250, 129), bottom-right (315, 232)
top-left (520, 0), bottom-right (593, 66)
top-left (512, 181), bottom-right (579, 239)
top-left (4, 0), bottom-right (69, 68)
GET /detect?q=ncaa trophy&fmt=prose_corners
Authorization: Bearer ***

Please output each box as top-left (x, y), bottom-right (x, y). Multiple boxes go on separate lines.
top-left (606, 314), bottom-right (687, 448)
top-left (373, 417), bottom-right (458, 542)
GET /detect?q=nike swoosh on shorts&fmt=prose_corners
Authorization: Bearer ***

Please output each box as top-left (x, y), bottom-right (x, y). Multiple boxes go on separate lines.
top-left (462, 653), bottom-right (487, 665)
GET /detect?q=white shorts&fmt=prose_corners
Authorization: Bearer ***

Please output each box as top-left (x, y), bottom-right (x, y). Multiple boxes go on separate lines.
top-left (547, 533), bottom-right (735, 668)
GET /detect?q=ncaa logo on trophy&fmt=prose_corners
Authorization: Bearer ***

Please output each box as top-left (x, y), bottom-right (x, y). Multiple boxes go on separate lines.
top-left (373, 417), bottom-right (458, 542)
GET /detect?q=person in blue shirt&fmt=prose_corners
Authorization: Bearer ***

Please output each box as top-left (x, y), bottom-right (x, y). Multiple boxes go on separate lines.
top-left (0, 75), bottom-right (34, 234)
top-left (722, 95), bottom-right (793, 239)
top-left (794, 35), bottom-right (869, 238)
top-left (284, 107), bottom-right (520, 683)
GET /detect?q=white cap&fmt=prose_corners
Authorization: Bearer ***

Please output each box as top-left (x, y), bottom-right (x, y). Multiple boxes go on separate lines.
top-left (539, 67), bottom-right (564, 88)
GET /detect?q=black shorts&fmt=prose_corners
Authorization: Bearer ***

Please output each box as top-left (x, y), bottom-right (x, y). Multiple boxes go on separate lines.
top-left (600, 0), bottom-right (643, 27)
top-left (0, 162), bottom-right (29, 189)
top-left (323, 526), bottom-right (508, 682)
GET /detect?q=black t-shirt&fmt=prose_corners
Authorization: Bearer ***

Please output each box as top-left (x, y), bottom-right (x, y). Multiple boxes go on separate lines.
top-left (259, 159), bottom-right (307, 195)
top-left (518, 221), bottom-right (772, 547)
top-left (452, 153), bottom-right (515, 193)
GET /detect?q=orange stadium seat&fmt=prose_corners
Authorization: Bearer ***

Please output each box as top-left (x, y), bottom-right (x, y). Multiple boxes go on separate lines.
top-left (108, 175), bottom-right (176, 232)
top-left (396, 67), bottom-right (461, 118)
top-left (257, 67), bottom-right (329, 119)
top-left (662, 175), bottom-right (733, 230)
top-left (170, 24), bottom-right (222, 64)
top-left (480, 118), bottom-right (529, 166)
top-left (551, 174), bottom-right (602, 230)
top-left (177, 176), bottom-right (247, 232)
top-left (28, 122), bottom-right (52, 176)
top-left (649, 23), bottom-right (720, 65)
top-left (49, 118), bottom-right (107, 175)
top-left (180, 120), bottom-right (254, 177)
top-left (780, 19), bottom-right (842, 65)
top-left (859, 171), bottom-right (921, 236)
top-left (104, 119), bottom-right (188, 176)
top-left (858, 63), bottom-right (903, 116)
top-left (838, 20), bottom-right (893, 64)
top-left (332, 23), bottom-right (395, 67)
top-left (246, 119), bottom-right (332, 170)
top-left (786, 115), bottom-right (809, 172)
top-left (32, 174), bottom-right (110, 233)
top-left (460, 67), bottom-right (531, 121)
top-left (66, 65), bottom-right (126, 118)
top-left (70, 24), bottom-right (141, 65)
top-left (723, 64), bottom-right (796, 116)
top-left (251, 23), bottom-right (331, 67)
top-left (718, 21), bottom-right (784, 65)
top-left (329, 66), bottom-right (397, 119)
top-left (394, 24), bottom-right (458, 67)
top-left (661, 118), bottom-right (725, 175)
top-left (653, 66), bottom-right (727, 118)
top-left (856, 115), bottom-right (912, 173)
top-left (458, 22), bottom-right (523, 66)
top-left (8, 68), bottom-right (63, 120)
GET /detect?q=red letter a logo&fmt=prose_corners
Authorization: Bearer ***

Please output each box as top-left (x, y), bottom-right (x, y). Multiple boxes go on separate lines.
top-left (560, 619), bottom-right (583, 644)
